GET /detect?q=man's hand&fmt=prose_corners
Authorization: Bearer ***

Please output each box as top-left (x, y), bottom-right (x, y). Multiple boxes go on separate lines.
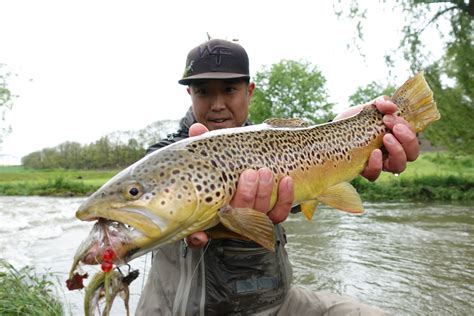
top-left (186, 123), bottom-right (294, 249)
top-left (335, 97), bottom-right (420, 181)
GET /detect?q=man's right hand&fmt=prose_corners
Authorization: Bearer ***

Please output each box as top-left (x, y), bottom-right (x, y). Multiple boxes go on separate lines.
top-left (185, 123), bottom-right (295, 249)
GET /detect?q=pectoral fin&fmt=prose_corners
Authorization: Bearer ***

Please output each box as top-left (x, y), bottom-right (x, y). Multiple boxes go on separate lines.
top-left (318, 182), bottom-right (364, 214)
top-left (300, 200), bottom-right (319, 221)
top-left (206, 223), bottom-right (250, 241)
top-left (218, 206), bottom-right (275, 251)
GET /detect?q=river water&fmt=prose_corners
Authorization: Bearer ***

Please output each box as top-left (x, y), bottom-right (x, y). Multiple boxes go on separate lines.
top-left (0, 196), bottom-right (473, 315)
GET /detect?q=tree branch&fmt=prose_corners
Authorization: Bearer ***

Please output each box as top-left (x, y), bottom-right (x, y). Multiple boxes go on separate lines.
top-left (418, 5), bottom-right (459, 34)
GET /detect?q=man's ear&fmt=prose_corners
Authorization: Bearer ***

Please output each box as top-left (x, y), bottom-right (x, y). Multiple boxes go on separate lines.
top-left (247, 82), bottom-right (256, 98)
top-left (187, 86), bottom-right (191, 95)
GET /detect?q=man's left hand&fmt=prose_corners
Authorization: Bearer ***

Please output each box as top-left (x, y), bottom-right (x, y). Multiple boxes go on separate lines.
top-left (335, 97), bottom-right (420, 181)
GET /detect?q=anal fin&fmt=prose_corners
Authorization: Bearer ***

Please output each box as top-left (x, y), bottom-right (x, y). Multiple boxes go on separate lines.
top-left (300, 200), bottom-right (319, 221)
top-left (318, 182), bottom-right (364, 214)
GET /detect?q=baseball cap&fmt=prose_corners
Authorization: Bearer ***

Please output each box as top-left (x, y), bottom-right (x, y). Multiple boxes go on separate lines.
top-left (178, 39), bottom-right (250, 85)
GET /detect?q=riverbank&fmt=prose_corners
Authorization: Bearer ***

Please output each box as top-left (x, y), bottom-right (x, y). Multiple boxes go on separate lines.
top-left (0, 152), bottom-right (473, 201)
top-left (0, 259), bottom-right (64, 316)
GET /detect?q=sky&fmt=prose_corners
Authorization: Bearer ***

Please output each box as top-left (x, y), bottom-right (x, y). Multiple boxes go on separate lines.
top-left (0, 0), bottom-right (420, 164)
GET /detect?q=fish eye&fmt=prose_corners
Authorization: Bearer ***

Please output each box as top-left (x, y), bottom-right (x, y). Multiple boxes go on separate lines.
top-left (124, 183), bottom-right (143, 200)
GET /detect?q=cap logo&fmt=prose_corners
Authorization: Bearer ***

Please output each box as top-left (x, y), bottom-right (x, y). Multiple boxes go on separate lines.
top-left (199, 44), bottom-right (232, 66)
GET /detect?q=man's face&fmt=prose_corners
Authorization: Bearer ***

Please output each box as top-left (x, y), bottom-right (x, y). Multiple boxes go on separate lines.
top-left (188, 79), bottom-right (255, 131)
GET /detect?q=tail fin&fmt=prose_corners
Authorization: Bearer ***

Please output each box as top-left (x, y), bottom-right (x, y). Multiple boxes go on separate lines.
top-left (391, 71), bottom-right (441, 132)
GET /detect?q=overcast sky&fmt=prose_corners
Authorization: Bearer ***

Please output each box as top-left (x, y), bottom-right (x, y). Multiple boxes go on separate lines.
top-left (1, 0), bottom-right (421, 163)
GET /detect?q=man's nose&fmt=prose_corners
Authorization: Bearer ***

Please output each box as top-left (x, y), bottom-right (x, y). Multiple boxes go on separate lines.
top-left (210, 94), bottom-right (226, 111)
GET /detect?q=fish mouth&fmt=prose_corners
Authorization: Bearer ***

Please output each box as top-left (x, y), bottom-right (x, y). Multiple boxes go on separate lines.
top-left (69, 218), bottom-right (154, 280)
top-left (76, 205), bottom-right (168, 239)
top-left (75, 219), bottom-right (145, 265)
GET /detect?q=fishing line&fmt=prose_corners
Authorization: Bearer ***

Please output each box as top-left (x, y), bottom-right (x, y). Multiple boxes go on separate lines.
top-left (141, 252), bottom-right (149, 291)
top-left (190, 238), bottom-right (212, 282)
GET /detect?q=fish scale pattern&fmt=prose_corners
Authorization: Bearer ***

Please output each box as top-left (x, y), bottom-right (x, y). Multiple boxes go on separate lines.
top-left (181, 105), bottom-right (387, 203)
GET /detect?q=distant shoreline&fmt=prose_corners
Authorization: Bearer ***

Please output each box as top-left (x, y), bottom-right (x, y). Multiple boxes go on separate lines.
top-left (1, 152), bottom-right (473, 201)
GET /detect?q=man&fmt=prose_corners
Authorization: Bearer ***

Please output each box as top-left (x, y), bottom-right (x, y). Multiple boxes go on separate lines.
top-left (136, 39), bottom-right (418, 315)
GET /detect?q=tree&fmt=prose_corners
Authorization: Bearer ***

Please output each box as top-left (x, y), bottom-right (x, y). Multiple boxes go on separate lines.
top-left (335, 1), bottom-right (473, 70)
top-left (0, 64), bottom-right (14, 146)
top-left (348, 82), bottom-right (397, 107)
top-left (249, 60), bottom-right (335, 124)
top-left (423, 63), bottom-right (474, 153)
top-left (336, 1), bottom-right (473, 153)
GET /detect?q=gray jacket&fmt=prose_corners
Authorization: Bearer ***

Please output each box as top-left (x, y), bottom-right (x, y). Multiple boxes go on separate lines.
top-left (136, 108), bottom-right (293, 315)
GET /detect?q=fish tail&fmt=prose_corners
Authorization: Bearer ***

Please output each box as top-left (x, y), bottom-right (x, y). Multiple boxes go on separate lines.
top-left (391, 71), bottom-right (441, 132)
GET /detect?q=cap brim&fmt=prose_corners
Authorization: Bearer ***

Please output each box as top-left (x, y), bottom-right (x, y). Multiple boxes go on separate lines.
top-left (178, 72), bottom-right (250, 85)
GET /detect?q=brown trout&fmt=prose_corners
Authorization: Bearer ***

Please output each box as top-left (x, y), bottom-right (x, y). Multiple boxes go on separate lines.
top-left (69, 72), bottom-right (440, 274)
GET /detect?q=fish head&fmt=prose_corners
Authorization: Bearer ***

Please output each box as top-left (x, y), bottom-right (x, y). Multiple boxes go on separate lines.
top-left (76, 155), bottom-right (201, 242)
top-left (74, 149), bottom-right (226, 266)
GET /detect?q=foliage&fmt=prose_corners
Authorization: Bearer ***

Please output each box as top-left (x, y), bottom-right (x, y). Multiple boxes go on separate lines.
top-left (0, 64), bottom-right (14, 145)
top-left (422, 64), bottom-right (474, 153)
top-left (352, 174), bottom-right (474, 201)
top-left (21, 137), bottom-right (146, 169)
top-left (348, 81), bottom-right (397, 107)
top-left (249, 60), bottom-right (335, 124)
top-left (335, 0), bottom-right (473, 154)
top-left (0, 259), bottom-right (64, 316)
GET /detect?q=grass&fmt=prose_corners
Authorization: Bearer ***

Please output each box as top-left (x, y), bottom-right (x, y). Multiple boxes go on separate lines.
top-left (0, 152), bottom-right (473, 200)
top-left (350, 152), bottom-right (474, 201)
top-left (0, 259), bottom-right (64, 316)
top-left (0, 167), bottom-right (118, 196)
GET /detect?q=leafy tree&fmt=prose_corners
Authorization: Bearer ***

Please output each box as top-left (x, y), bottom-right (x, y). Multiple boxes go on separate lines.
top-left (249, 60), bottom-right (335, 124)
top-left (336, 1), bottom-right (473, 153)
top-left (423, 63), bottom-right (474, 153)
top-left (348, 81), bottom-right (397, 107)
top-left (335, 0), bottom-right (473, 69)
top-left (0, 64), bottom-right (14, 146)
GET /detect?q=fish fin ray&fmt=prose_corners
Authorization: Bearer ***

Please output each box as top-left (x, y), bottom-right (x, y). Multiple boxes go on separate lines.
top-left (318, 182), bottom-right (364, 214)
top-left (391, 71), bottom-right (441, 132)
top-left (218, 206), bottom-right (275, 251)
top-left (300, 200), bottom-right (319, 221)
top-left (206, 223), bottom-right (251, 241)
top-left (264, 118), bottom-right (310, 128)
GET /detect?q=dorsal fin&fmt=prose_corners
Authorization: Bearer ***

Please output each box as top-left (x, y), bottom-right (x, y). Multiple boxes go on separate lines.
top-left (264, 118), bottom-right (310, 128)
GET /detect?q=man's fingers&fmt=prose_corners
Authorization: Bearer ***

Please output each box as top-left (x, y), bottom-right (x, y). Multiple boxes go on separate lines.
top-left (374, 97), bottom-right (397, 115)
top-left (186, 231), bottom-right (209, 249)
top-left (231, 169), bottom-right (259, 209)
top-left (392, 123), bottom-right (419, 162)
top-left (361, 149), bottom-right (383, 182)
top-left (189, 123), bottom-right (208, 137)
top-left (253, 168), bottom-right (274, 213)
top-left (267, 176), bottom-right (293, 224)
top-left (382, 133), bottom-right (407, 174)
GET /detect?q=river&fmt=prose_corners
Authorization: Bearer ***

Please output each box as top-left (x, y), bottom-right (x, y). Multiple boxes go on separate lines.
top-left (0, 196), bottom-right (473, 315)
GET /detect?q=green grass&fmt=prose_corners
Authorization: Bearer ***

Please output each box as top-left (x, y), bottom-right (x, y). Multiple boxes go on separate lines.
top-left (0, 259), bottom-right (64, 316)
top-left (352, 152), bottom-right (474, 201)
top-left (0, 166), bottom-right (119, 196)
top-left (0, 152), bottom-right (473, 200)
top-left (377, 152), bottom-right (474, 181)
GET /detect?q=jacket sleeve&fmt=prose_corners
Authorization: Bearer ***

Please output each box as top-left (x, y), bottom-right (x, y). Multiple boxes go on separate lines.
top-left (146, 129), bottom-right (189, 154)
